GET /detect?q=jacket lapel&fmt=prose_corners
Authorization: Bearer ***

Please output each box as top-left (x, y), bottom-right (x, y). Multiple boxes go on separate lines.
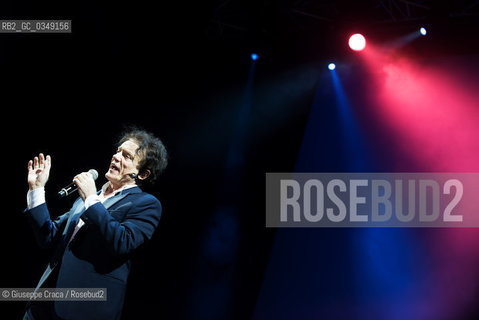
top-left (62, 198), bottom-right (85, 237)
top-left (102, 186), bottom-right (141, 209)
top-left (102, 192), bottom-right (129, 210)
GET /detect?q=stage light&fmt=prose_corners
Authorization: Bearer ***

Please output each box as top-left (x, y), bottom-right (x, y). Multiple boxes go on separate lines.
top-left (349, 33), bottom-right (366, 51)
top-left (328, 63), bottom-right (336, 71)
top-left (420, 27), bottom-right (427, 36)
top-left (251, 53), bottom-right (258, 61)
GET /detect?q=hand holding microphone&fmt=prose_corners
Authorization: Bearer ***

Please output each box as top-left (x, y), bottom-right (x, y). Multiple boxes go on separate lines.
top-left (58, 169), bottom-right (98, 199)
top-left (72, 170), bottom-right (98, 201)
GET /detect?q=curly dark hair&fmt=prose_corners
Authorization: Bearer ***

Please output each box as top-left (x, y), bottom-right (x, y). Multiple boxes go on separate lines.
top-left (117, 127), bottom-right (168, 186)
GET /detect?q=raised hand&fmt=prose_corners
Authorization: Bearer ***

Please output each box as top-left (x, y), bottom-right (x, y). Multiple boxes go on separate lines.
top-left (27, 153), bottom-right (51, 191)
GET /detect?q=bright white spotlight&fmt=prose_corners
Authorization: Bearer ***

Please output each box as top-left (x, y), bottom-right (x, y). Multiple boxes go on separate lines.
top-left (328, 63), bottom-right (336, 71)
top-left (348, 33), bottom-right (366, 51)
top-left (420, 27), bottom-right (427, 36)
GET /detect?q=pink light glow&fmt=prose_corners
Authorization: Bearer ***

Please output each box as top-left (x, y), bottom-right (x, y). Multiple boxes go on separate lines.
top-left (361, 47), bottom-right (479, 171)
top-left (358, 45), bottom-right (479, 319)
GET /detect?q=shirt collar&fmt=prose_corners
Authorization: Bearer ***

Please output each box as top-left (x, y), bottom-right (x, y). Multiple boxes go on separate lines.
top-left (100, 182), bottom-right (138, 196)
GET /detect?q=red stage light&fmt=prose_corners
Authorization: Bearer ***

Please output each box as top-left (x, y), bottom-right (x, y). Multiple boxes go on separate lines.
top-left (349, 33), bottom-right (366, 51)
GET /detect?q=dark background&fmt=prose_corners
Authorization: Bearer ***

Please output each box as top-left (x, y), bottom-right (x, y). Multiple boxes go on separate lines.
top-left (1, 1), bottom-right (478, 319)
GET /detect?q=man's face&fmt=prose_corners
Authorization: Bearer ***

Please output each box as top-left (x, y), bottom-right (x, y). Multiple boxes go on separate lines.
top-left (105, 139), bottom-right (142, 187)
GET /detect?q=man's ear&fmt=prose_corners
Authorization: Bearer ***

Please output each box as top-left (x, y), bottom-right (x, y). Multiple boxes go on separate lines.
top-left (137, 169), bottom-right (151, 181)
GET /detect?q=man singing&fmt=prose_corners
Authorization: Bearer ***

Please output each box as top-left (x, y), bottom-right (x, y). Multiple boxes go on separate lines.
top-left (24, 128), bottom-right (168, 319)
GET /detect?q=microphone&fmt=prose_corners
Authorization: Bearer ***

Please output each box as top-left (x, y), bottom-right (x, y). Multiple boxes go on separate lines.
top-left (58, 169), bottom-right (99, 198)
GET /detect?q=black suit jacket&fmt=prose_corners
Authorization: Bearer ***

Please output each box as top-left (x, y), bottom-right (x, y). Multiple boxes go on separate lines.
top-left (25, 186), bottom-right (162, 320)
